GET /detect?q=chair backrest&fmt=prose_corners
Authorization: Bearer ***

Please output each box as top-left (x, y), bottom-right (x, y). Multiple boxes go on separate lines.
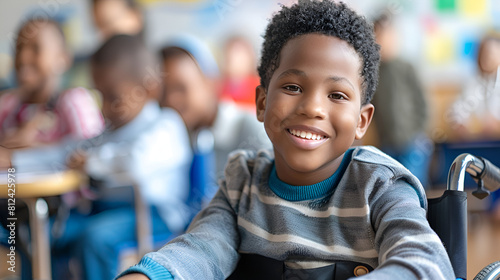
top-left (427, 190), bottom-right (468, 280)
top-left (188, 150), bottom-right (217, 219)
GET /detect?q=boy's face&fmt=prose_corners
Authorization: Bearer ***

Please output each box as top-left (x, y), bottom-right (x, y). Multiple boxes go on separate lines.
top-left (15, 22), bottom-right (68, 96)
top-left (256, 34), bottom-right (374, 185)
top-left (92, 65), bottom-right (147, 129)
top-left (161, 54), bottom-right (216, 131)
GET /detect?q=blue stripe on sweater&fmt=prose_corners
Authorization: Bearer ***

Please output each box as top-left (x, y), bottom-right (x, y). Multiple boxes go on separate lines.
top-left (115, 257), bottom-right (173, 280)
top-left (268, 149), bottom-right (354, 201)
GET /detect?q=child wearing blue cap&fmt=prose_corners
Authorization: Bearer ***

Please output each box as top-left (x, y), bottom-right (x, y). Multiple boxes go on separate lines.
top-left (117, 1), bottom-right (454, 279)
top-left (158, 35), bottom-right (272, 208)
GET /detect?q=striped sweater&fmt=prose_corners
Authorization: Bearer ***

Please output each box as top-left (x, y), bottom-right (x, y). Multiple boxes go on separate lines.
top-left (119, 146), bottom-right (454, 279)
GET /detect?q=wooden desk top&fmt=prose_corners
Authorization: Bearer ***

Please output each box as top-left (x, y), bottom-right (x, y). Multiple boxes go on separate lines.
top-left (0, 170), bottom-right (84, 198)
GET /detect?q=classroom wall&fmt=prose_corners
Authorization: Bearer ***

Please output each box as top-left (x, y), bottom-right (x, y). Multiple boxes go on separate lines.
top-left (1, 0), bottom-right (499, 142)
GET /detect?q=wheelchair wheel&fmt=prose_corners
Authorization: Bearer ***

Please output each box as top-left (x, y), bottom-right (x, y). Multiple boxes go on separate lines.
top-left (474, 261), bottom-right (500, 280)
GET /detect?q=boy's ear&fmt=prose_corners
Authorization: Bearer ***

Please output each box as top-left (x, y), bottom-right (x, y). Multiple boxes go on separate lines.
top-left (255, 85), bottom-right (266, 122)
top-left (355, 103), bottom-right (374, 140)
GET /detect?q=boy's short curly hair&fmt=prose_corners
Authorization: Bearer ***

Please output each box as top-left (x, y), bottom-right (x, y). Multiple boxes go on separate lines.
top-left (258, 0), bottom-right (380, 105)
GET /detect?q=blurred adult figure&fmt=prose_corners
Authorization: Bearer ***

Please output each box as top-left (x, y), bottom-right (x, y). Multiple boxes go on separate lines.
top-left (449, 32), bottom-right (500, 140)
top-left (372, 11), bottom-right (432, 187)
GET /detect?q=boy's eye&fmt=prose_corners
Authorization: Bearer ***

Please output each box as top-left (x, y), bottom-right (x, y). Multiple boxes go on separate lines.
top-left (328, 92), bottom-right (347, 100)
top-left (283, 85), bottom-right (301, 93)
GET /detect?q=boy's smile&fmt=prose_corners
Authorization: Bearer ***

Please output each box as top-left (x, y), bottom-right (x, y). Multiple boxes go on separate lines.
top-left (256, 34), bottom-right (374, 186)
top-left (286, 125), bottom-right (329, 150)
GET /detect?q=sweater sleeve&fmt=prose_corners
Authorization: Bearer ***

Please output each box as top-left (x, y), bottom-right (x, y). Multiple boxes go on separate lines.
top-left (118, 179), bottom-right (241, 279)
top-left (360, 179), bottom-right (455, 280)
top-left (116, 257), bottom-right (173, 279)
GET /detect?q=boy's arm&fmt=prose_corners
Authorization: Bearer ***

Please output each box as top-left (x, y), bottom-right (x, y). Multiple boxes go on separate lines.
top-left (362, 180), bottom-right (455, 280)
top-left (117, 183), bottom-right (241, 280)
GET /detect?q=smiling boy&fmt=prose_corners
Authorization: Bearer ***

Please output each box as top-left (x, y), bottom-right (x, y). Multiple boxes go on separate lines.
top-left (117, 1), bottom-right (454, 279)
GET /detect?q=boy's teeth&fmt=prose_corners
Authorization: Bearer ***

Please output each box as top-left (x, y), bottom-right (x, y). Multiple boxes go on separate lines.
top-left (289, 129), bottom-right (325, 140)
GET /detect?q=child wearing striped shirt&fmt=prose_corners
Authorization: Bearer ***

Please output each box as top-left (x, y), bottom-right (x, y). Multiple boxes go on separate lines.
top-left (117, 1), bottom-right (454, 279)
top-left (0, 18), bottom-right (104, 148)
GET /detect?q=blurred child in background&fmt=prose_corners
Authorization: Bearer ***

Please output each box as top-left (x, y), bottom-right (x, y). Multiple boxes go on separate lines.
top-left (66, 0), bottom-right (144, 90)
top-left (219, 35), bottom-right (260, 113)
top-left (0, 18), bottom-right (104, 148)
top-left (74, 34), bottom-right (191, 280)
top-left (91, 0), bottom-right (144, 41)
top-left (4, 34), bottom-right (192, 280)
top-left (159, 35), bottom-right (271, 197)
top-left (0, 18), bottom-right (104, 280)
top-left (371, 11), bottom-right (433, 187)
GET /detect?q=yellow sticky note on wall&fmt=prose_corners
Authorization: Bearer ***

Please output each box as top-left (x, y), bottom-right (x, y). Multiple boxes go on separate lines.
top-left (458, 0), bottom-right (487, 19)
top-left (425, 32), bottom-right (455, 64)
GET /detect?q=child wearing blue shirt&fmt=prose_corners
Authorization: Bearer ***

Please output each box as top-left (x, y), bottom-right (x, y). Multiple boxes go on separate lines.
top-left (117, 1), bottom-right (454, 279)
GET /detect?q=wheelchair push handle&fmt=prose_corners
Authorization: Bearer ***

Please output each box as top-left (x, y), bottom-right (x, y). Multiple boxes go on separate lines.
top-left (447, 153), bottom-right (500, 198)
top-left (480, 157), bottom-right (500, 194)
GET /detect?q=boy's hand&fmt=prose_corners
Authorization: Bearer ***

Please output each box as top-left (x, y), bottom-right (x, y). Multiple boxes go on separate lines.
top-left (67, 151), bottom-right (87, 171)
top-left (0, 145), bottom-right (12, 170)
top-left (116, 273), bottom-right (150, 280)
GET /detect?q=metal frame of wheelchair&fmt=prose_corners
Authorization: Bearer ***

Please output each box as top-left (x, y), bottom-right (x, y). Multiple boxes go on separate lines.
top-left (428, 153), bottom-right (500, 280)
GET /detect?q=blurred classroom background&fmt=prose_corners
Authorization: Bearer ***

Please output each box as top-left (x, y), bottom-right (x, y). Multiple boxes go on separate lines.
top-left (0, 0), bottom-right (499, 141)
top-left (1, 0), bottom-right (500, 279)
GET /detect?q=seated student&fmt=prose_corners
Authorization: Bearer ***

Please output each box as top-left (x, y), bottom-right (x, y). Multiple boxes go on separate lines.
top-left (1, 34), bottom-right (192, 280)
top-left (91, 0), bottom-right (144, 41)
top-left (66, 0), bottom-right (144, 91)
top-left (0, 18), bottom-right (104, 148)
top-left (118, 1), bottom-right (454, 280)
top-left (159, 36), bottom-right (271, 191)
top-left (219, 35), bottom-right (261, 113)
top-left (0, 17), bottom-right (104, 280)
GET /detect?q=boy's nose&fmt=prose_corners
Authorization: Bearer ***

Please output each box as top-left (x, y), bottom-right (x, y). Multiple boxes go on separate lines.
top-left (297, 92), bottom-right (327, 120)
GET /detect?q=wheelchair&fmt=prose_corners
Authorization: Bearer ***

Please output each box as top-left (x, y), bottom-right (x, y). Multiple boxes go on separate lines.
top-left (227, 154), bottom-right (500, 280)
top-left (428, 153), bottom-right (500, 280)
